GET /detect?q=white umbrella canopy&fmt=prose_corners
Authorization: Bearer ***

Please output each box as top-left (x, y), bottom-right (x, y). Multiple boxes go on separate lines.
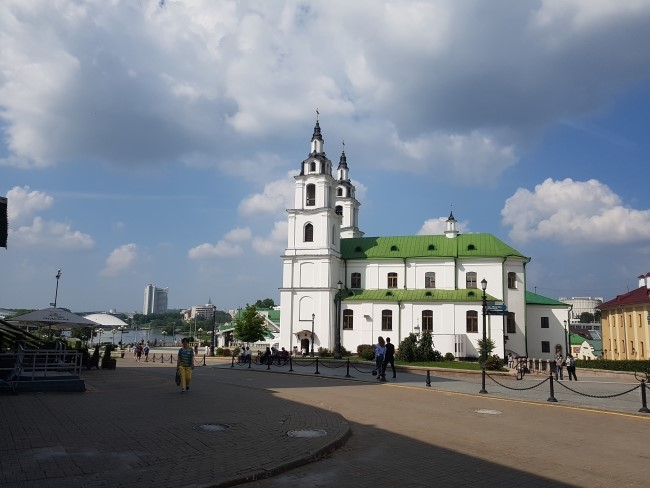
top-left (8, 307), bottom-right (99, 330)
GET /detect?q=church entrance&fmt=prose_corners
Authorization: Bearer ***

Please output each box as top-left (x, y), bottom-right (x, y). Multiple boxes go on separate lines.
top-left (300, 338), bottom-right (310, 356)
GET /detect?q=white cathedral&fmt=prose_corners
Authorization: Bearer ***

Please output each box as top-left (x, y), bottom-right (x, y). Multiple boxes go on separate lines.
top-left (279, 119), bottom-right (568, 360)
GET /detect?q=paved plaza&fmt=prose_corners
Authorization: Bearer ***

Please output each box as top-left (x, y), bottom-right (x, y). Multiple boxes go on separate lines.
top-left (1, 352), bottom-right (650, 487)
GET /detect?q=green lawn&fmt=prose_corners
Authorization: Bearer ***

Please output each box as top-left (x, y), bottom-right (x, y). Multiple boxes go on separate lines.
top-left (394, 360), bottom-right (482, 370)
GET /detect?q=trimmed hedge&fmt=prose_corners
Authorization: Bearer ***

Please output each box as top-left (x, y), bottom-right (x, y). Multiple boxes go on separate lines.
top-left (576, 359), bottom-right (650, 373)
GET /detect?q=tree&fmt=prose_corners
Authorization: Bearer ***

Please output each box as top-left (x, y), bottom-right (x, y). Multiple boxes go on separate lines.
top-left (233, 306), bottom-right (267, 344)
top-left (580, 312), bottom-right (594, 323)
top-left (254, 298), bottom-right (275, 309)
top-left (594, 310), bottom-right (601, 323)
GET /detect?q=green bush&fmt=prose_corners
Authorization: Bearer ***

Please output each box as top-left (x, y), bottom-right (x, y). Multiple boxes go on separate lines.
top-left (575, 359), bottom-right (650, 374)
top-left (396, 332), bottom-right (443, 362)
top-left (216, 347), bottom-right (224, 356)
top-left (357, 344), bottom-right (374, 361)
top-left (485, 354), bottom-right (504, 371)
top-left (222, 348), bottom-right (232, 357)
top-left (318, 347), bottom-right (332, 357)
top-left (232, 346), bottom-right (241, 358)
top-left (444, 352), bottom-right (455, 361)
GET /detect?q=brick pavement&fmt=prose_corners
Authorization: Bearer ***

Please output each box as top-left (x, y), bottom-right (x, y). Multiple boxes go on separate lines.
top-left (2, 354), bottom-right (650, 487)
top-left (0, 357), bottom-right (350, 488)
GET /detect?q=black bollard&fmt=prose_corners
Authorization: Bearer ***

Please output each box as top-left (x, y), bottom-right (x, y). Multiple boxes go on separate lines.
top-left (315, 358), bottom-right (320, 374)
top-left (345, 358), bottom-right (351, 378)
top-left (289, 356), bottom-right (293, 372)
top-left (231, 356), bottom-right (235, 368)
top-left (248, 357), bottom-right (252, 369)
top-left (640, 380), bottom-right (650, 413)
top-left (426, 370), bottom-right (431, 387)
top-left (267, 358), bottom-right (271, 370)
top-left (160, 354), bottom-right (165, 364)
top-left (152, 353), bottom-right (156, 363)
top-left (547, 371), bottom-right (558, 402)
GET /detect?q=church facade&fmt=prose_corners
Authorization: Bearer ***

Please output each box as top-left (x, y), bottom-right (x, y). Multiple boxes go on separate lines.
top-left (279, 119), bottom-right (534, 359)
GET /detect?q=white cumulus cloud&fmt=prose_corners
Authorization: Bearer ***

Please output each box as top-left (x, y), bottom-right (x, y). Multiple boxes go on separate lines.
top-left (101, 243), bottom-right (138, 277)
top-left (239, 173), bottom-right (296, 217)
top-left (188, 241), bottom-right (243, 260)
top-left (502, 178), bottom-right (650, 244)
top-left (252, 221), bottom-right (287, 255)
top-left (11, 216), bottom-right (94, 250)
top-left (6, 186), bottom-right (54, 223)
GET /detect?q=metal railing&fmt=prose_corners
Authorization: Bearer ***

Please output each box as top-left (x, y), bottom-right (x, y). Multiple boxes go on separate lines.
top-left (0, 349), bottom-right (83, 382)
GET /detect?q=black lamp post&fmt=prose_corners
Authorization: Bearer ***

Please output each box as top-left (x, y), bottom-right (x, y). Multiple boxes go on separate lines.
top-left (564, 320), bottom-right (569, 359)
top-left (334, 280), bottom-right (343, 359)
top-left (53, 269), bottom-right (62, 307)
top-left (480, 278), bottom-right (488, 394)
top-left (210, 306), bottom-right (216, 356)
top-left (310, 313), bottom-right (315, 357)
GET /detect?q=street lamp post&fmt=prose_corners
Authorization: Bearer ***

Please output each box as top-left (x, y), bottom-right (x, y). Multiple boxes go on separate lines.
top-left (310, 313), bottom-right (315, 357)
top-left (564, 320), bottom-right (569, 359)
top-left (117, 325), bottom-right (126, 347)
top-left (334, 280), bottom-right (343, 359)
top-left (161, 330), bottom-right (167, 345)
top-left (210, 306), bottom-right (216, 357)
top-left (198, 328), bottom-right (203, 345)
top-left (52, 269), bottom-right (62, 307)
top-left (480, 278), bottom-right (488, 394)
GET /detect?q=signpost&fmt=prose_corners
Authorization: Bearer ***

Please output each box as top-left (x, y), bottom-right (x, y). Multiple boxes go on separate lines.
top-left (486, 304), bottom-right (508, 315)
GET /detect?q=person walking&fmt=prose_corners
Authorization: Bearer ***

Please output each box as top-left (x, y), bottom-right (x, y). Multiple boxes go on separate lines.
top-left (566, 354), bottom-right (578, 381)
top-left (554, 351), bottom-right (564, 380)
top-left (380, 337), bottom-right (396, 381)
top-left (143, 344), bottom-right (149, 362)
top-left (176, 338), bottom-right (195, 393)
top-left (374, 336), bottom-right (385, 379)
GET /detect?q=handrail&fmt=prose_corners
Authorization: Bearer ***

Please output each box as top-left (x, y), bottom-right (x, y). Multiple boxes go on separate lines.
top-left (0, 349), bottom-right (82, 381)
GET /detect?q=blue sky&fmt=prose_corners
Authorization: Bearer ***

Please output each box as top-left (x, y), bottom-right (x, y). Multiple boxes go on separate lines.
top-left (2, 0), bottom-right (650, 313)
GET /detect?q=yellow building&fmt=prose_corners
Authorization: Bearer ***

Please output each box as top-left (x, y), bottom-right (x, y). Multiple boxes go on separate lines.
top-left (598, 273), bottom-right (650, 360)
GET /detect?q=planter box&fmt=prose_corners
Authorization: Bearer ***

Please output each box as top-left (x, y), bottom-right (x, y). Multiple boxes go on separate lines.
top-left (101, 358), bottom-right (117, 370)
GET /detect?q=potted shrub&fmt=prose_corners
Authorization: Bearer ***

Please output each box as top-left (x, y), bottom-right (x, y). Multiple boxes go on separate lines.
top-left (101, 344), bottom-right (117, 370)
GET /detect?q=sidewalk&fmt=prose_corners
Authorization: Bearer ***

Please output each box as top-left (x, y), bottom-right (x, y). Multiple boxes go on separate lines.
top-left (2, 356), bottom-right (648, 487)
top-left (220, 357), bottom-right (650, 416)
top-left (0, 358), bottom-right (350, 488)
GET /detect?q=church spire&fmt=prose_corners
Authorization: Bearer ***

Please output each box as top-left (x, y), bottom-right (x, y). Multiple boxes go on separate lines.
top-left (444, 207), bottom-right (459, 239)
top-left (310, 109), bottom-right (324, 155)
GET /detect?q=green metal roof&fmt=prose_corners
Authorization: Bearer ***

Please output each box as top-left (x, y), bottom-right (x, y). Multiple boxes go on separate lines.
top-left (267, 309), bottom-right (280, 323)
top-left (342, 288), bottom-right (496, 303)
top-left (525, 291), bottom-right (570, 307)
top-left (340, 234), bottom-right (528, 260)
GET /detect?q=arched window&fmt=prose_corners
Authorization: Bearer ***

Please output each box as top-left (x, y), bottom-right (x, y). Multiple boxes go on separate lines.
top-left (466, 272), bottom-right (477, 289)
top-left (508, 272), bottom-right (517, 289)
top-left (387, 272), bottom-right (398, 289)
top-left (425, 272), bottom-right (436, 288)
top-left (304, 223), bottom-right (314, 242)
top-left (337, 187), bottom-right (343, 197)
top-left (382, 310), bottom-right (393, 331)
top-left (466, 311), bottom-right (478, 333)
top-left (422, 310), bottom-right (433, 332)
top-left (351, 272), bottom-right (361, 289)
top-left (335, 205), bottom-right (343, 215)
top-left (343, 310), bottom-right (354, 330)
top-left (309, 162), bottom-right (316, 172)
top-left (306, 184), bottom-right (315, 206)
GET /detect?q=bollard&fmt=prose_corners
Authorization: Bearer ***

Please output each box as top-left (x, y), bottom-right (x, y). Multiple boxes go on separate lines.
top-left (426, 370), bottom-right (431, 387)
top-left (288, 356), bottom-right (293, 372)
top-left (152, 353), bottom-right (156, 363)
top-left (640, 380), bottom-right (650, 413)
top-left (547, 371), bottom-right (558, 402)
top-left (160, 354), bottom-right (165, 364)
top-left (314, 358), bottom-right (320, 374)
top-left (248, 357), bottom-right (252, 368)
top-left (345, 358), bottom-right (351, 378)
top-left (267, 359), bottom-right (271, 370)
top-left (231, 356), bottom-right (235, 368)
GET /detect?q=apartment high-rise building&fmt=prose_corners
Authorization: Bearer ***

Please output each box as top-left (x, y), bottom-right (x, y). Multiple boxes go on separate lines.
top-left (143, 284), bottom-right (169, 315)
